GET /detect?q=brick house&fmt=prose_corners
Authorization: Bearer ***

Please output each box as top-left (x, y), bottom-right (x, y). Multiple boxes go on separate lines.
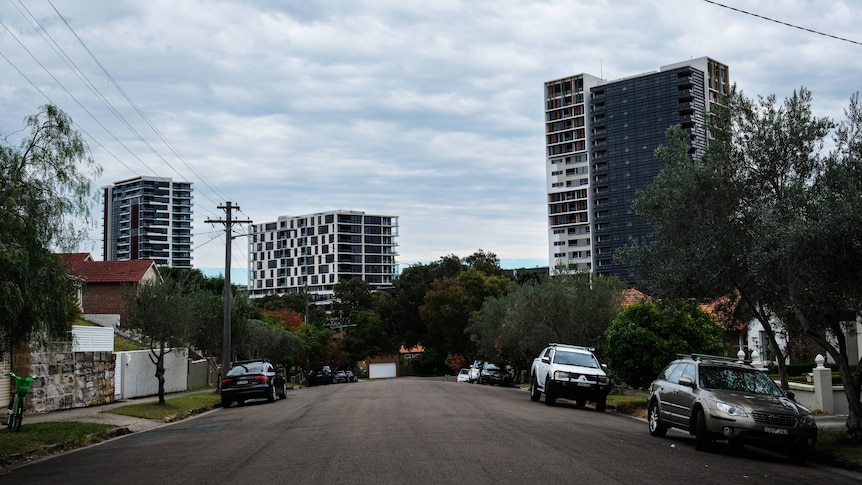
top-left (58, 253), bottom-right (162, 324)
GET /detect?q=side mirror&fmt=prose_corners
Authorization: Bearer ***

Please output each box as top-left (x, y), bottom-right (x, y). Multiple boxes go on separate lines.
top-left (678, 376), bottom-right (694, 387)
top-left (601, 363), bottom-right (608, 369)
top-left (785, 390), bottom-right (796, 402)
top-left (541, 357), bottom-right (550, 364)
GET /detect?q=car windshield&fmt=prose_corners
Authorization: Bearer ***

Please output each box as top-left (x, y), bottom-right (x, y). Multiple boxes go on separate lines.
top-left (227, 362), bottom-right (265, 376)
top-left (699, 366), bottom-right (784, 396)
top-left (553, 351), bottom-right (599, 368)
top-left (484, 362), bottom-right (503, 371)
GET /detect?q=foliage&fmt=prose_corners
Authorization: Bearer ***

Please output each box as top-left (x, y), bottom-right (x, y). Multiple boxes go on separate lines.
top-left (0, 104), bottom-right (101, 353)
top-left (125, 271), bottom-right (209, 403)
top-left (622, 86), bottom-right (862, 432)
top-left (234, 319), bottom-right (303, 367)
top-left (469, 272), bottom-right (626, 373)
top-left (604, 300), bottom-right (727, 390)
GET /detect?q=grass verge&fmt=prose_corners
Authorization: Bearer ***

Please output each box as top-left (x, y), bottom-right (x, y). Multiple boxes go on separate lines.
top-left (0, 422), bottom-right (118, 468)
top-left (105, 392), bottom-right (221, 421)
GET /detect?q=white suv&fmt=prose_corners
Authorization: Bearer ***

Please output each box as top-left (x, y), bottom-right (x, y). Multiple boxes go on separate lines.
top-left (529, 344), bottom-right (611, 412)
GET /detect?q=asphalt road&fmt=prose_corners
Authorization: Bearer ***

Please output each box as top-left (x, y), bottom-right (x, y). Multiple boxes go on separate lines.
top-left (4, 378), bottom-right (860, 484)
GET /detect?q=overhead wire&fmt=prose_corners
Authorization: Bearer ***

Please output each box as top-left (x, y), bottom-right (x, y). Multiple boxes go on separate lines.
top-left (703, 0), bottom-right (862, 46)
top-left (1, 1), bottom-right (258, 273)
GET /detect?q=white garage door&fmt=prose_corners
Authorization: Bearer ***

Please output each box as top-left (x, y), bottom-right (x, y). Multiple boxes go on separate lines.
top-left (369, 362), bottom-right (397, 379)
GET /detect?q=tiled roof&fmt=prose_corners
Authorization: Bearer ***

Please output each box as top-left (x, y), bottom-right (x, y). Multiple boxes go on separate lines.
top-left (57, 253), bottom-right (157, 283)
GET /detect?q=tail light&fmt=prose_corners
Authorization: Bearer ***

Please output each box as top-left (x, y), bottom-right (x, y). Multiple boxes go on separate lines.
top-left (220, 377), bottom-right (234, 387)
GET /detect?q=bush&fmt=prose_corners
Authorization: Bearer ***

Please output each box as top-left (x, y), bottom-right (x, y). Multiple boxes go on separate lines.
top-left (605, 299), bottom-right (726, 389)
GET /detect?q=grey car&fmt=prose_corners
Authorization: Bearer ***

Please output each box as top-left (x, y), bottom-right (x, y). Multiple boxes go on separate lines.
top-left (647, 354), bottom-right (817, 461)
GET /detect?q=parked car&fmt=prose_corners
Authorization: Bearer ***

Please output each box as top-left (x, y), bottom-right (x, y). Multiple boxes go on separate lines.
top-left (529, 343), bottom-right (611, 411)
top-left (333, 370), bottom-right (349, 384)
top-left (457, 368), bottom-right (471, 383)
top-left (307, 366), bottom-right (333, 386)
top-left (345, 370), bottom-right (358, 382)
top-left (220, 359), bottom-right (286, 408)
top-left (647, 354), bottom-right (818, 461)
top-left (478, 361), bottom-right (513, 386)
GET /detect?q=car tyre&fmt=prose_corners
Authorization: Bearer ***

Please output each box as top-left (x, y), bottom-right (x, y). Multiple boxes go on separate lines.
top-left (277, 383), bottom-right (287, 399)
top-left (788, 442), bottom-right (809, 463)
top-left (694, 409), bottom-right (711, 451)
top-left (529, 376), bottom-right (541, 402)
top-left (221, 396), bottom-right (231, 408)
top-left (595, 398), bottom-right (607, 413)
top-left (267, 384), bottom-right (277, 402)
top-left (648, 400), bottom-right (668, 437)
top-left (544, 376), bottom-right (556, 406)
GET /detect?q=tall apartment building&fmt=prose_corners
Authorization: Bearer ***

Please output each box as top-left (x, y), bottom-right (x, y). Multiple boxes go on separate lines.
top-left (102, 176), bottom-right (194, 268)
top-left (248, 210), bottom-right (399, 303)
top-left (545, 57), bottom-right (729, 283)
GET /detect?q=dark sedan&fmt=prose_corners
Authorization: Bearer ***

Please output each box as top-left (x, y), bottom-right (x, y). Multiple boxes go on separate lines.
top-left (220, 359), bottom-right (286, 408)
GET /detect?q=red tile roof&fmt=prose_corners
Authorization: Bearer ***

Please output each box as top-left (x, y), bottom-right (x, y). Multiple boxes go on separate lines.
top-left (57, 253), bottom-right (158, 283)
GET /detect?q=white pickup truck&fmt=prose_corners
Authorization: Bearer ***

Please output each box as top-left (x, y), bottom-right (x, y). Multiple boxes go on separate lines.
top-left (529, 343), bottom-right (611, 412)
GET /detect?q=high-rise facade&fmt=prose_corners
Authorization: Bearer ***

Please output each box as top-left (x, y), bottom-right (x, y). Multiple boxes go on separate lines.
top-left (545, 57), bottom-right (729, 283)
top-left (248, 210), bottom-right (399, 303)
top-left (102, 176), bottom-right (194, 268)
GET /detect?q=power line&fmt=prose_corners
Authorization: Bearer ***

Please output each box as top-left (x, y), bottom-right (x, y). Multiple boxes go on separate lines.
top-left (703, 0), bottom-right (862, 46)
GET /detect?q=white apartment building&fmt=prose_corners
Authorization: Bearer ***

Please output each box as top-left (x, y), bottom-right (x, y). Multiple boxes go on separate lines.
top-left (248, 210), bottom-right (399, 303)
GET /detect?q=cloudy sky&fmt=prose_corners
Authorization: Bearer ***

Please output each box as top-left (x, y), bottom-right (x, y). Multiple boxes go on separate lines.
top-left (2, 0), bottom-right (860, 282)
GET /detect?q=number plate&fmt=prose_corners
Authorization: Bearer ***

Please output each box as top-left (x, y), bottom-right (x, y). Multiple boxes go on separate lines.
top-left (577, 382), bottom-right (591, 387)
top-left (238, 380), bottom-right (248, 385)
top-left (764, 426), bottom-right (788, 435)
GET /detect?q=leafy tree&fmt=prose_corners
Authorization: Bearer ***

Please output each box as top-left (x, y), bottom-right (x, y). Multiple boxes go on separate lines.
top-left (605, 300), bottom-right (727, 389)
top-left (624, 87), bottom-right (862, 433)
top-left (334, 279), bottom-right (400, 363)
top-left (469, 272), bottom-right (626, 376)
top-left (125, 272), bottom-right (202, 403)
top-left (0, 104), bottom-right (101, 353)
top-left (235, 319), bottom-right (303, 367)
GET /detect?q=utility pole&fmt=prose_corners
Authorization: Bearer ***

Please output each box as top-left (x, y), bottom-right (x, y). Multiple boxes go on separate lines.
top-left (206, 202), bottom-right (252, 381)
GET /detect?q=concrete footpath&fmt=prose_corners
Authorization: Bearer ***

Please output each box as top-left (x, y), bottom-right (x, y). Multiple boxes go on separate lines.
top-left (21, 390), bottom-right (218, 433)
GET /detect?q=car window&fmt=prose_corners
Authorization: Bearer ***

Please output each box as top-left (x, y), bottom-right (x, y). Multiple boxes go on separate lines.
top-left (665, 364), bottom-right (685, 384)
top-left (657, 364), bottom-right (674, 381)
top-left (543, 348), bottom-right (552, 359)
top-left (553, 350), bottom-right (599, 368)
top-left (699, 366), bottom-right (784, 396)
top-left (227, 362), bottom-right (265, 376)
top-left (677, 363), bottom-right (695, 383)
top-left (484, 362), bottom-right (503, 370)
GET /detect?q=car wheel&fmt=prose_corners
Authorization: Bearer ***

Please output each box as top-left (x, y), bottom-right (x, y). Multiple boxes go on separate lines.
top-left (267, 384), bottom-right (277, 402)
top-left (221, 396), bottom-right (232, 409)
top-left (529, 376), bottom-right (541, 402)
top-left (694, 409), bottom-right (711, 451)
top-left (595, 398), bottom-right (607, 413)
top-left (648, 400), bottom-right (668, 437)
top-left (788, 442), bottom-right (809, 463)
top-left (278, 383), bottom-right (287, 399)
top-left (544, 377), bottom-right (556, 406)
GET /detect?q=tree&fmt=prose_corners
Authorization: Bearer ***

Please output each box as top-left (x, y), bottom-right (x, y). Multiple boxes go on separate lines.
top-left (468, 272), bottom-right (626, 376)
top-left (0, 105), bottom-right (101, 353)
top-left (624, 86), bottom-right (862, 433)
top-left (605, 300), bottom-right (727, 389)
top-left (125, 272), bottom-right (202, 404)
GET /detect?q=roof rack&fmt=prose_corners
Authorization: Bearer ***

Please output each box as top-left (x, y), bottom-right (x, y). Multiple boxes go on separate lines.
top-left (551, 343), bottom-right (595, 352)
top-left (678, 353), bottom-right (750, 364)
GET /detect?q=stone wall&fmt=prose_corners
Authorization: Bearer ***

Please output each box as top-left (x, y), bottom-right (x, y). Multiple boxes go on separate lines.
top-left (14, 340), bottom-right (116, 413)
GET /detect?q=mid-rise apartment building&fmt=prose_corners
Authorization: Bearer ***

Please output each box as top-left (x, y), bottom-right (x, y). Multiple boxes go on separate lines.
top-left (248, 210), bottom-right (399, 303)
top-left (545, 57), bottom-right (729, 283)
top-left (102, 176), bottom-right (194, 268)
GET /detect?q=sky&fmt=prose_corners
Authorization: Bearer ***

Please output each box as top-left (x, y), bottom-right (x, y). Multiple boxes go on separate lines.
top-left (1, 0), bottom-right (860, 283)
